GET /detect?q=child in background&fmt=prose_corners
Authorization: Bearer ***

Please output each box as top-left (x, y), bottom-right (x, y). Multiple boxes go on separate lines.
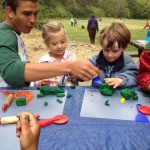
top-left (89, 22), bottom-right (138, 88)
top-left (137, 50), bottom-right (150, 93)
top-left (34, 22), bottom-right (77, 86)
top-left (143, 21), bottom-right (150, 29)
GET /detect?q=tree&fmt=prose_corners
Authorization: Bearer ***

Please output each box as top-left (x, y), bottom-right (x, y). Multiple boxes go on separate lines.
top-left (0, 0), bottom-right (5, 21)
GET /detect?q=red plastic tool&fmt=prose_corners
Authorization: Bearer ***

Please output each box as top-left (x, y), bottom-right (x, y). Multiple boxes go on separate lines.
top-left (0, 90), bottom-right (11, 95)
top-left (38, 115), bottom-right (68, 127)
top-left (2, 103), bottom-right (8, 111)
top-left (138, 106), bottom-right (150, 115)
top-left (0, 90), bottom-right (13, 111)
top-left (1, 92), bottom-right (14, 111)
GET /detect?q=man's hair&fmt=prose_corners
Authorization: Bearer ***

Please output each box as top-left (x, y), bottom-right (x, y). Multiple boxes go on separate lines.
top-left (99, 22), bottom-right (131, 49)
top-left (6, 0), bottom-right (39, 13)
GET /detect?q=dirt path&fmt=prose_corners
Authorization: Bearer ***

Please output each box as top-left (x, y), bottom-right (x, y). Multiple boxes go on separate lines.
top-left (22, 29), bottom-right (99, 62)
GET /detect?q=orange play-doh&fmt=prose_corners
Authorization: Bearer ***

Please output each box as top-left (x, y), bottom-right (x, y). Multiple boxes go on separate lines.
top-left (14, 91), bottom-right (34, 102)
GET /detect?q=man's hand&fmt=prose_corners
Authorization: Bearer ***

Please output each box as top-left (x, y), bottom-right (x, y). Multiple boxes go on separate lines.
top-left (70, 60), bottom-right (100, 81)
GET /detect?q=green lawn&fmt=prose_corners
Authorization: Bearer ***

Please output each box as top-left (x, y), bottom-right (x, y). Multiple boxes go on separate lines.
top-left (47, 18), bottom-right (149, 51)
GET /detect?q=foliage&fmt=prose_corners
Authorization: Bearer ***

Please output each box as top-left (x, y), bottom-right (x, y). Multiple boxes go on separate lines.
top-left (0, 0), bottom-right (5, 21)
top-left (34, 19), bottom-right (48, 30)
top-left (1, 0), bottom-right (150, 21)
top-left (38, 0), bottom-right (150, 19)
top-left (55, 5), bottom-right (70, 18)
top-left (127, 0), bottom-right (150, 19)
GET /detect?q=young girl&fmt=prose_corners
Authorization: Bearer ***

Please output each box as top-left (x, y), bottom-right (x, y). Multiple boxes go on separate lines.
top-left (137, 50), bottom-right (150, 93)
top-left (89, 22), bottom-right (138, 88)
top-left (34, 22), bottom-right (77, 86)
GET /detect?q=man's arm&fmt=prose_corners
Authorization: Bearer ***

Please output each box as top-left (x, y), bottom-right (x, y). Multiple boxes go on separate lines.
top-left (1, 58), bottom-right (100, 87)
top-left (24, 60), bottom-right (100, 82)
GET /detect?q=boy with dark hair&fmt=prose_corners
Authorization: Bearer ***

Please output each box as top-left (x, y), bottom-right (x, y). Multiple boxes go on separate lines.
top-left (89, 22), bottom-right (138, 88)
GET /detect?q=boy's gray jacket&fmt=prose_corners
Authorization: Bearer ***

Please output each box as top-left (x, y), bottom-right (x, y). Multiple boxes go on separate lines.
top-left (89, 52), bottom-right (139, 88)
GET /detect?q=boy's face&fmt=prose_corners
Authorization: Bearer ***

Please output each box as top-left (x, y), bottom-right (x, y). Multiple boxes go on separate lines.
top-left (8, 1), bottom-right (38, 33)
top-left (102, 39), bottom-right (124, 62)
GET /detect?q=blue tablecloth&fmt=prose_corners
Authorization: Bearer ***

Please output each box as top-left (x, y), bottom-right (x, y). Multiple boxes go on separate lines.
top-left (0, 86), bottom-right (150, 150)
top-left (37, 86), bottom-right (150, 150)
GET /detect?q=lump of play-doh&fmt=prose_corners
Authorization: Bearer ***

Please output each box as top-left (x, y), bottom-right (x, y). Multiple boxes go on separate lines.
top-left (120, 88), bottom-right (138, 100)
top-left (100, 83), bottom-right (114, 96)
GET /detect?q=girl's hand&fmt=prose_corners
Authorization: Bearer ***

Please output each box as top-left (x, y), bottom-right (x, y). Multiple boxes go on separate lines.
top-left (41, 79), bottom-right (50, 86)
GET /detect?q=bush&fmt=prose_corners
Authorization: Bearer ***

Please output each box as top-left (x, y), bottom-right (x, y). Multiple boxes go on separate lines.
top-left (0, 0), bottom-right (5, 21)
top-left (34, 19), bottom-right (48, 30)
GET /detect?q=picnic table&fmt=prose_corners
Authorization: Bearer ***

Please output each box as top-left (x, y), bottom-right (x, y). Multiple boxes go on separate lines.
top-left (129, 40), bottom-right (150, 57)
top-left (1, 86), bottom-right (150, 150)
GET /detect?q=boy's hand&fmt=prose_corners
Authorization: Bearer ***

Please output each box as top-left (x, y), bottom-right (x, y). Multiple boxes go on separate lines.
top-left (104, 78), bottom-right (123, 88)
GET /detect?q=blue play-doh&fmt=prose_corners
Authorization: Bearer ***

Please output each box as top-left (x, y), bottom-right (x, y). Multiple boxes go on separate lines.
top-left (92, 76), bottom-right (102, 86)
top-left (136, 104), bottom-right (142, 111)
top-left (135, 113), bottom-right (149, 123)
top-left (135, 104), bottom-right (149, 123)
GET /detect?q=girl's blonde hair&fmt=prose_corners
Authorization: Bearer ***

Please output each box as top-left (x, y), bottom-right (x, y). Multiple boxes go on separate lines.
top-left (99, 22), bottom-right (131, 49)
top-left (42, 21), bottom-right (68, 44)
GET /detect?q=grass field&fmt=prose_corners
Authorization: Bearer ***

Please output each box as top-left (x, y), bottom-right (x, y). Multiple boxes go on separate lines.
top-left (47, 18), bottom-right (149, 51)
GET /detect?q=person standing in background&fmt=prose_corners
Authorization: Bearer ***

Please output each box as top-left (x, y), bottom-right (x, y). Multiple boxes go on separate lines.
top-left (143, 21), bottom-right (150, 29)
top-left (70, 17), bottom-right (74, 26)
top-left (74, 18), bottom-right (77, 27)
top-left (87, 15), bottom-right (99, 44)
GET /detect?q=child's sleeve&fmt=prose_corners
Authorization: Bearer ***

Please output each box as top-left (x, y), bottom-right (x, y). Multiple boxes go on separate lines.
top-left (116, 56), bottom-right (138, 88)
top-left (137, 50), bottom-right (150, 93)
top-left (137, 72), bottom-right (150, 93)
top-left (88, 55), bottom-right (98, 67)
